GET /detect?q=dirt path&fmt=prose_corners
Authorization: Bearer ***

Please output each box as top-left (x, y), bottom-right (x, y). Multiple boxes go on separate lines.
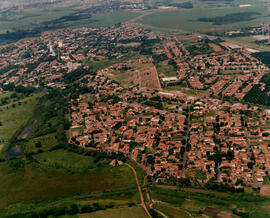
top-left (149, 202), bottom-right (168, 218)
top-left (125, 163), bottom-right (152, 218)
top-left (151, 200), bottom-right (194, 218)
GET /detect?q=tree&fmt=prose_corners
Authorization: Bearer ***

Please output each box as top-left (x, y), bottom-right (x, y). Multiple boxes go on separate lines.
top-left (35, 141), bottom-right (42, 148)
top-left (247, 161), bottom-right (255, 169)
top-left (56, 124), bottom-right (67, 145)
top-left (81, 205), bottom-right (93, 213)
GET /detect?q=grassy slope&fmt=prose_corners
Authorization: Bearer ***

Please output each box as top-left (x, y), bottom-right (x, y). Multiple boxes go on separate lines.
top-left (150, 186), bottom-right (270, 217)
top-left (79, 206), bottom-right (148, 218)
top-left (140, 1), bottom-right (270, 32)
top-left (0, 92), bottom-right (42, 152)
top-left (67, 11), bottom-right (141, 28)
top-left (0, 7), bottom-right (140, 34)
top-left (153, 203), bottom-right (190, 218)
top-left (0, 149), bottom-right (139, 216)
top-left (0, 7), bottom-right (74, 33)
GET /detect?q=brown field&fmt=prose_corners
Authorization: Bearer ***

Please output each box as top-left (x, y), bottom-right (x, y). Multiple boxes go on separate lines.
top-left (138, 65), bottom-right (161, 89)
top-left (156, 184), bottom-right (178, 190)
top-left (117, 42), bottom-right (141, 47)
top-left (260, 185), bottom-right (270, 196)
top-left (220, 42), bottom-right (234, 50)
top-left (209, 43), bottom-right (223, 52)
top-left (176, 35), bottom-right (197, 41)
top-left (123, 70), bottom-right (140, 85)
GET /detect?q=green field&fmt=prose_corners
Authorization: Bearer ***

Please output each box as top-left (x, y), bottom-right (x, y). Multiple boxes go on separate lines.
top-left (0, 149), bottom-right (140, 216)
top-left (156, 60), bottom-right (178, 77)
top-left (0, 92), bottom-right (42, 152)
top-left (0, 7), bottom-right (74, 33)
top-left (0, 6), bottom-right (140, 34)
top-left (153, 202), bottom-right (191, 218)
top-left (79, 205), bottom-right (148, 218)
top-left (139, 1), bottom-right (270, 33)
top-left (67, 11), bottom-right (141, 28)
top-left (149, 186), bottom-right (270, 217)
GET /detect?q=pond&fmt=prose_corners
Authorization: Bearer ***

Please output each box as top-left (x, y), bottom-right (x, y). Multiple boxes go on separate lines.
top-left (6, 145), bottom-right (22, 158)
top-left (17, 120), bottom-right (37, 140)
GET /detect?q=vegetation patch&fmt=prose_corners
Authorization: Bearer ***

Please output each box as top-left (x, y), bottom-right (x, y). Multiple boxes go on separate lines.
top-left (197, 12), bottom-right (261, 25)
top-left (244, 73), bottom-right (270, 106)
top-left (79, 205), bottom-right (148, 218)
top-left (0, 149), bottom-right (138, 216)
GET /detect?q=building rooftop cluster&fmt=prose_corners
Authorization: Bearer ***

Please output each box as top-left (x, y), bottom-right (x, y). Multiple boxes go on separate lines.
top-left (1, 24), bottom-right (270, 187)
top-left (0, 25), bottom-right (152, 88)
top-left (70, 60), bottom-right (270, 187)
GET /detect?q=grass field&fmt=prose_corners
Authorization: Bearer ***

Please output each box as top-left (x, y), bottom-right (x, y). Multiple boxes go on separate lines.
top-left (139, 1), bottom-right (270, 33)
top-left (67, 11), bottom-right (141, 28)
top-left (0, 149), bottom-right (140, 216)
top-left (79, 205), bottom-right (148, 218)
top-left (21, 132), bottom-right (58, 154)
top-left (150, 186), bottom-right (270, 217)
top-left (0, 6), bottom-right (140, 34)
top-left (0, 7), bottom-right (74, 33)
top-left (156, 60), bottom-right (178, 77)
top-left (153, 202), bottom-right (191, 218)
top-left (0, 92), bottom-right (42, 153)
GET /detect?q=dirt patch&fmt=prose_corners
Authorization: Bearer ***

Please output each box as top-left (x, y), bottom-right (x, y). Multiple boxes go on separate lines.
top-left (203, 207), bottom-right (221, 217)
top-left (117, 42), bottom-right (141, 47)
top-left (0, 144), bottom-right (4, 151)
top-left (209, 43), bottom-right (223, 52)
top-left (138, 66), bottom-right (161, 89)
top-left (156, 184), bottom-right (178, 190)
top-left (260, 185), bottom-right (270, 196)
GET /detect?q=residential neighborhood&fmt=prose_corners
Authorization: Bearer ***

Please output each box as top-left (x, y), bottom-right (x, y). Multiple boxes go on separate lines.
top-left (1, 24), bottom-right (270, 189)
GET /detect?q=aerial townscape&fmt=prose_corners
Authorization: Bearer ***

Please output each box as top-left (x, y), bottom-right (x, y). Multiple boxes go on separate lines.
top-left (2, 0), bottom-right (270, 217)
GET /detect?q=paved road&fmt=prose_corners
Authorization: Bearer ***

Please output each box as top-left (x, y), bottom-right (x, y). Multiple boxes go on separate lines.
top-left (125, 163), bottom-right (152, 218)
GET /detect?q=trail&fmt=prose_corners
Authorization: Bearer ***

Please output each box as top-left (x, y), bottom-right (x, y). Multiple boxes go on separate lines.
top-left (149, 202), bottom-right (168, 218)
top-left (125, 163), bottom-right (152, 218)
top-left (151, 200), bottom-right (194, 218)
